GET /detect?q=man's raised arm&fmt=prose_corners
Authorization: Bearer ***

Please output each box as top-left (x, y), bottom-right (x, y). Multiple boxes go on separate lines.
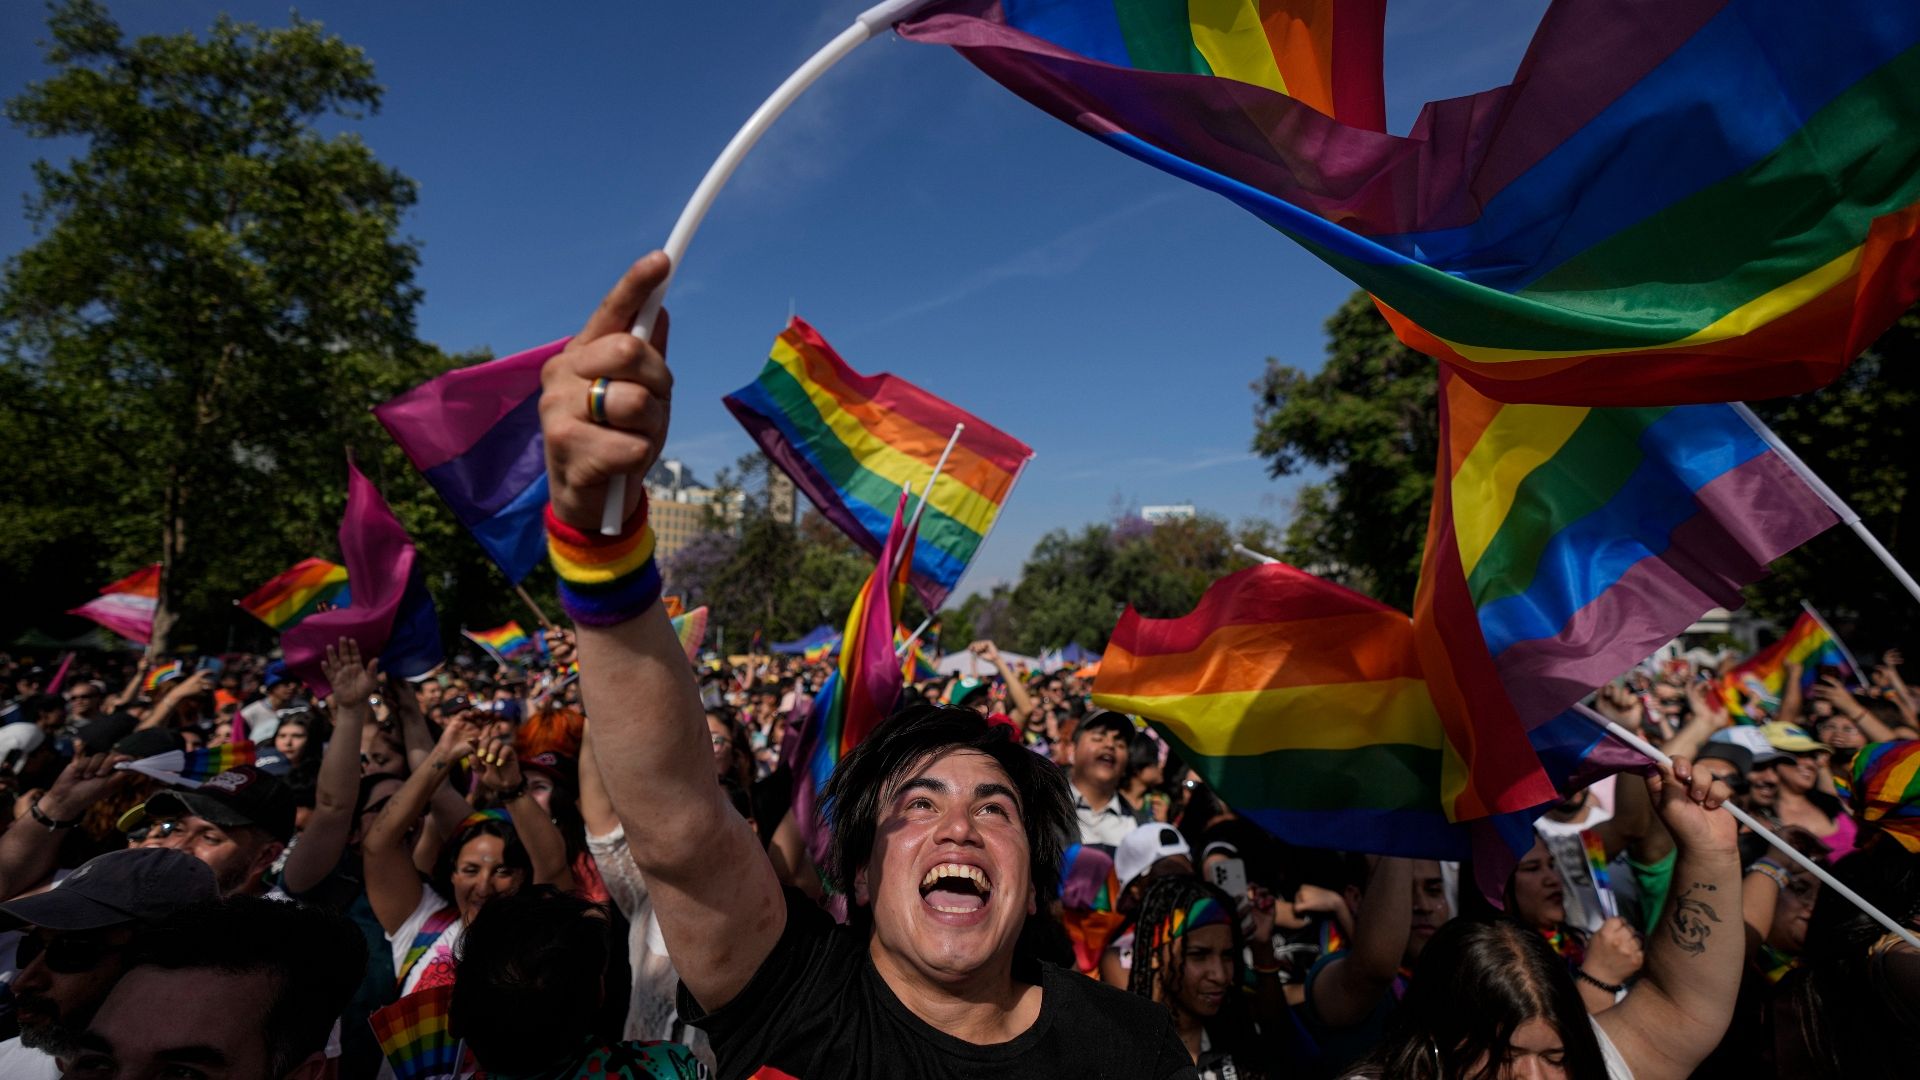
top-left (540, 253), bottom-right (784, 1010)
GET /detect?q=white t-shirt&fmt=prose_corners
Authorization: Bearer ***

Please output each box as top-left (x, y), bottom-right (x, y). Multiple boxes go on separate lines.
top-left (385, 890), bottom-right (464, 996)
top-left (1592, 1017), bottom-right (1634, 1079)
top-left (0, 1036), bottom-right (60, 1080)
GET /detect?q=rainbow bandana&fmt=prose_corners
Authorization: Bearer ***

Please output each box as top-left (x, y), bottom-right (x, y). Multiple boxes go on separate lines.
top-left (457, 808), bottom-right (513, 834)
top-left (1851, 741), bottom-right (1920, 853)
top-left (1148, 896), bottom-right (1230, 952)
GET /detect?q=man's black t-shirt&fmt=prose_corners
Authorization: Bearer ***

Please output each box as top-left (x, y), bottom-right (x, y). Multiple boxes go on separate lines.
top-left (681, 892), bottom-right (1197, 1080)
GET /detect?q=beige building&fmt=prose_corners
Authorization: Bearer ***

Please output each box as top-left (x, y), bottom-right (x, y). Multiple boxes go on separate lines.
top-left (645, 459), bottom-right (743, 562)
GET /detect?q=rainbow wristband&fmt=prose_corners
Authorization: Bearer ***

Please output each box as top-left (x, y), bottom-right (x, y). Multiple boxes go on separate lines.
top-left (546, 500), bottom-right (662, 627)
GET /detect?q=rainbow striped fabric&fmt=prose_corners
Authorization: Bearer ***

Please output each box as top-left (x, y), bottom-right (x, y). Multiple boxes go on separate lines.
top-left (1147, 895), bottom-right (1230, 951)
top-left (899, 1), bottom-right (1920, 405)
top-left (117, 742), bottom-right (256, 789)
top-left (238, 558), bottom-right (349, 633)
top-left (791, 489), bottom-right (916, 860)
top-left (671, 606), bottom-right (709, 662)
top-left (1416, 369), bottom-right (1838, 811)
top-left (1720, 608), bottom-right (1855, 721)
top-left (463, 621), bottom-right (535, 664)
top-left (370, 984), bottom-right (461, 1080)
top-left (804, 636), bottom-right (840, 663)
top-left (375, 339), bottom-right (568, 584)
top-left (1850, 741), bottom-right (1920, 853)
top-left (1092, 562), bottom-right (1653, 895)
top-left (66, 564), bottom-right (160, 645)
top-left (281, 463), bottom-right (443, 697)
top-left (725, 318), bottom-right (1033, 609)
top-left (142, 661), bottom-right (184, 693)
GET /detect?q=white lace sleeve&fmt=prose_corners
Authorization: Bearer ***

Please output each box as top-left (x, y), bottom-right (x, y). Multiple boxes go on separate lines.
top-left (585, 824), bottom-right (649, 920)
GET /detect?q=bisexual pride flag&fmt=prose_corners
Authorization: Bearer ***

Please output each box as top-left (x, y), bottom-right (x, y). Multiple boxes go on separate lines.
top-left (376, 340), bottom-right (567, 584)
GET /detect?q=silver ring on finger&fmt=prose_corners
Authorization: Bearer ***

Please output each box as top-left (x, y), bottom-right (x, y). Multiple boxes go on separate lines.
top-left (587, 377), bottom-right (612, 426)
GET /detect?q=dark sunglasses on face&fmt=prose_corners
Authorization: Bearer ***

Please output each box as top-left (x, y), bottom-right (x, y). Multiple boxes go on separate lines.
top-left (17, 933), bottom-right (122, 975)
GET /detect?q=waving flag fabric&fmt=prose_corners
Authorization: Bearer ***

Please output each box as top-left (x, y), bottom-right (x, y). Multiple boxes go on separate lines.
top-left (67, 564), bottom-right (160, 645)
top-left (370, 985), bottom-right (462, 1080)
top-left (282, 463), bottom-right (443, 697)
top-left (238, 558), bottom-right (349, 633)
top-left (117, 742), bottom-right (257, 789)
top-left (463, 621), bottom-right (535, 665)
top-left (1091, 563), bottom-right (1648, 893)
top-left (725, 318), bottom-right (1033, 609)
top-left (375, 340), bottom-right (567, 583)
top-left (671, 606), bottom-right (710, 662)
top-left (1719, 608), bottom-right (1855, 721)
top-left (142, 661), bottom-right (184, 694)
top-left (1423, 368), bottom-right (1839, 753)
top-left (772, 625), bottom-right (840, 656)
top-left (791, 489), bottom-right (917, 860)
top-left (899, 0), bottom-right (1920, 405)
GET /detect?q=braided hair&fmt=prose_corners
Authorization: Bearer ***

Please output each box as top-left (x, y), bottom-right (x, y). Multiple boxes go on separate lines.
top-left (1127, 874), bottom-right (1239, 1001)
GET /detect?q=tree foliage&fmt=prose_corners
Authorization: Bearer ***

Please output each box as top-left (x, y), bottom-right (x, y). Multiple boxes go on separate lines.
top-left (1252, 293), bottom-right (1437, 609)
top-left (0, 1), bottom-right (521, 651)
top-left (1250, 290), bottom-right (1919, 646)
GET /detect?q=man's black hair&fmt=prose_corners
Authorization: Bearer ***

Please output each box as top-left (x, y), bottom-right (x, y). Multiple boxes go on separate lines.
top-left (451, 886), bottom-right (630, 1074)
top-left (823, 702), bottom-right (1074, 927)
top-left (128, 896), bottom-right (365, 1077)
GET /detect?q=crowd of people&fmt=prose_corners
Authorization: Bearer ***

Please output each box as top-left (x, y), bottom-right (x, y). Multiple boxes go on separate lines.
top-left (0, 261), bottom-right (1913, 1079)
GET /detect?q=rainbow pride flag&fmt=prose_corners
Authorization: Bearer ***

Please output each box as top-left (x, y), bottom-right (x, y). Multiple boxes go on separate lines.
top-left (1720, 608), bottom-right (1856, 721)
top-left (1415, 368), bottom-right (1838, 812)
top-left (898, 1), bottom-right (1920, 406)
top-left (282, 462), bottom-right (443, 697)
top-left (1092, 563), bottom-right (1648, 894)
top-left (725, 318), bottom-right (1033, 609)
top-left (238, 558), bottom-right (349, 633)
top-left (117, 741), bottom-right (257, 789)
top-left (66, 564), bottom-right (160, 645)
top-left (142, 661), bottom-right (184, 693)
top-left (370, 984), bottom-right (462, 1080)
top-left (803, 635), bottom-right (841, 663)
top-left (1850, 741), bottom-right (1920, 853)
top-left (375, 340), bottom-right (567, 584)
top-left (463, 621), bottom-right (535, 665)
top-left (791, 489), bottom-right (917, 861)
top-left (901, 634), bottom-right (939, 683)
top-left (671, 606), bottom-right (709, 662)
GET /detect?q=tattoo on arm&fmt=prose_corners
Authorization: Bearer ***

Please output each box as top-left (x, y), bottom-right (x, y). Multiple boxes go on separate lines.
top-left (1667, 882), bottom-right (1722, 956)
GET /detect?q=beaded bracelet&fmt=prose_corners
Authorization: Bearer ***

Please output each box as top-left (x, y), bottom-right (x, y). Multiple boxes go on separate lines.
top-left (546, 499), bottom-right (663, 627)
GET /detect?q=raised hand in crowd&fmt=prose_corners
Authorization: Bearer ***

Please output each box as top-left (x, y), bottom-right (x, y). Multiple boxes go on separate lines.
top-left (363, 716), bottom-right (482, 934)
top-left (137, 667), bottom-right (214, 731)
top-left (282, 639), bottom-right (382, 896)
top-left (473, 735), bottom-right (573, 893)
top-left (1575, 916), bottom-right (1645, 1013)
top-left (0, 749), bottom-right (133, 900)
top-left (969, 639), bottom-right (1036, 723)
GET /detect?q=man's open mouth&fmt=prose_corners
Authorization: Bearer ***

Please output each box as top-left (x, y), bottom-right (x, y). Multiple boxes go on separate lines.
top-left (920, 862), bottom-right (993, 914)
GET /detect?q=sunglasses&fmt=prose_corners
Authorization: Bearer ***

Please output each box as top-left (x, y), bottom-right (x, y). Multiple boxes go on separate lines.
top-left (17, 933), bottom-right (123, 975)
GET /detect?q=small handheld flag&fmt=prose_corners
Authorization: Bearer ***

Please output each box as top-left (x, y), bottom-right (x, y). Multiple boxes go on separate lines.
top-left (116, 742), bottom-right (258, 789)
top-left (238, 558), bottom-right (350, 633)
top-left (67, 564), bottom-right (161, 645)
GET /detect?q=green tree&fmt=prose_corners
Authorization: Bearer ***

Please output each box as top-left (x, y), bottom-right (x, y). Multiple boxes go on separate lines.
top-left (1745, 309), bottom-right (1919, 646)
top-left (1251, 292), bottom-right (1437, 609)
top-left (0, 1), bottom-right (446, 650)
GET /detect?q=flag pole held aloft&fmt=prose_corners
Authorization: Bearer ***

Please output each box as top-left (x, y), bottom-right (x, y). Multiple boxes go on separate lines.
top-left (1572, 704), bottom-right (1920, 950)
top-left (599, 0), bottom-right (943, 534)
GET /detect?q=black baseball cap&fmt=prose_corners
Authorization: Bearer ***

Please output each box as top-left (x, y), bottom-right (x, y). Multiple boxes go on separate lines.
top-left (1075, 710), bottom-right (1134, 740)
top-left (0, 848), bottom-right (216, 931)
top-left (1696, 742), bottom-right (1754, 779)
top-left (134, 766), bottom-right (296, 842)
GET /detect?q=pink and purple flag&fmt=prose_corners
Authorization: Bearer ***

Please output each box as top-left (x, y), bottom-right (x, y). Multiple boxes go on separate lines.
top-left (282, 462), bottom-right (442, 697)
top-left (375, 340), bottom-right (567, 584)
top-left (67, 564), bottom-right (161, 645)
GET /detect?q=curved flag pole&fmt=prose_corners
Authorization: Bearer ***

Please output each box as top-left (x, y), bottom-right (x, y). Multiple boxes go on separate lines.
top-left (601, 0), bottom-right (940, 534)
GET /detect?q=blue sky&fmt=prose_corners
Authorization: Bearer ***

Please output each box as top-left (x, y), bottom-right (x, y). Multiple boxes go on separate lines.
top-left (1, 0), bottom-right (1553, 601)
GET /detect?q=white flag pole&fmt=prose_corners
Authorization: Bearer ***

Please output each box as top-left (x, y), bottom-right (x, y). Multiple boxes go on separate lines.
top-left (905, 424), bottom-right (964, 536)
top-left (599, 0), bottom-right (941, 534)
top-left (1572, 703), bottom-right (1919, 948)
top-left (1233, 543), bottom-right (1281, 565)
top-left (1730, 403), bottom-right (1920, 606)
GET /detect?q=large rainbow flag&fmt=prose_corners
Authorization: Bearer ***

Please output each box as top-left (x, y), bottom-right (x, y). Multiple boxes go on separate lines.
top-left (66, 564), bottom-right (161, 645)
top-left (898, 1), bottom-right (1920, 405)
top-left (791, 489), bottom-right (917, 861)
top-left (1720, 607), bottom-right (1856, 721)
top-left (1091, 563), bottom-right (1649, 894)
top-left (375, 340), bottom-right (567, 584)
top-left (1415, 368), bottom-right (1838, 811)
top-left (724, 318), bottom-right (1033, 609)
top-left (238, 558), bottom-right (349, 633)
top-left (1850, 740), bottom-right (1920, 853)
